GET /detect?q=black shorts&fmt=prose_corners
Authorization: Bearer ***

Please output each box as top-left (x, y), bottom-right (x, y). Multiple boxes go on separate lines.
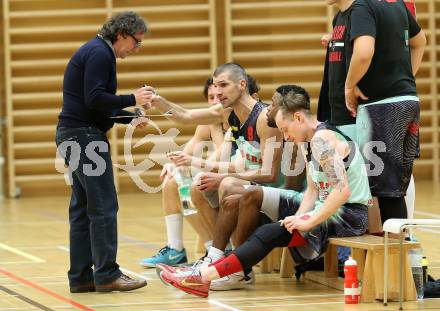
top-left (356, 97), bottom-right (420, 197)
top-left (278, 195), bottom-right (301, 220)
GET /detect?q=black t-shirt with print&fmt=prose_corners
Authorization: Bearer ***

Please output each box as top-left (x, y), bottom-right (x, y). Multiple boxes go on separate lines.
top-left (328, 7), bottom-right (355, 125)
top-left (350, 0), bottom-right (421, 103)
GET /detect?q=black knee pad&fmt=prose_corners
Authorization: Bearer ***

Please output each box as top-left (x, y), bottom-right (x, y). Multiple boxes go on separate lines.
top-left (252, 222), bottom-right (290, 245)
top-left (235, 222), bottom-right (290, 268)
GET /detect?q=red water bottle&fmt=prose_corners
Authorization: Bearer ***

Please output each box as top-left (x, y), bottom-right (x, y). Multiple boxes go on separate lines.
top-left (344, 257), bottom-right (360, 304)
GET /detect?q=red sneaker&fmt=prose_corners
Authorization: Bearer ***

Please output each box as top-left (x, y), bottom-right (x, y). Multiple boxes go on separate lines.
top-left (156, 263), bottom-right (178, 286)
top-left (156, 258), bottom-right (209, 274)
top-left (156, 263), bottom-right (178, 274)
top-left (155, 263), bottom-right (197, 285)
top-left (159, 268), bottom-right (210, 298)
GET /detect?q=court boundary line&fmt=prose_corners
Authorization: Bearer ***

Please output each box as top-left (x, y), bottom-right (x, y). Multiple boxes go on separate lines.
top-left (120, 267), bottom-right (151, 281)
top-left (0, 243), bottom-right (45, 263)
top-left (0, 267), bottom-right (94, 311)
top-left (415, 211), bottom-right (440, 219)
top-left (208, 299), bottom-right (241, 311)
top-left (47, 293), bottom-right (345, 309)
top-left (0, 261), bottom-right (39, 265)
top-left (0, 284), bottom-right (55, 311)
top-left (240, 301), bottom-right (345, 308)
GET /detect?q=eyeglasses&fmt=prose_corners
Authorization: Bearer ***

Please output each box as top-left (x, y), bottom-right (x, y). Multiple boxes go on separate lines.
top-left (128, 33), bottom-right (141, 48)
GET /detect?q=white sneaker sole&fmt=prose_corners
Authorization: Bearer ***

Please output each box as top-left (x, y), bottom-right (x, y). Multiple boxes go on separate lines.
top-left (209, 283), bottom-right (246, 291)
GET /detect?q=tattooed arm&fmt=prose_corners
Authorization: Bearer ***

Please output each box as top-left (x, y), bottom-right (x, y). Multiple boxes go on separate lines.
top-left (307, 130), bottom-right (351, 227)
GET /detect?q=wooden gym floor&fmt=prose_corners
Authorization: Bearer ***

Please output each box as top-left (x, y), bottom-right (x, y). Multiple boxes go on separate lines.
top-left (0, 180), bottom-right (439, 311)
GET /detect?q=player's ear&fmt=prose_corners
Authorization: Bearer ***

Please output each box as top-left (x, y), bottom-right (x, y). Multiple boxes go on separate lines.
top-left (240, 79), bottom-right (247, 92)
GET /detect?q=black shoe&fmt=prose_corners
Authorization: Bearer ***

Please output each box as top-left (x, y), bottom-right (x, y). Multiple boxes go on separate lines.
top-left (294, 257), bottom-right (324, 280)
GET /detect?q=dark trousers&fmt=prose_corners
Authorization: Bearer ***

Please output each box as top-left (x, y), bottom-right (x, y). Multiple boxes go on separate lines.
top-left (55, 127), bottom-right (121, 286)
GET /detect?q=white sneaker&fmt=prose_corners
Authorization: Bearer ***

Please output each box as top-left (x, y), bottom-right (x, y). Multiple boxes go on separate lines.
top-left (210, 271), bottom-right (247, 291)
top-left (244, 270), bottom-right (255, 284)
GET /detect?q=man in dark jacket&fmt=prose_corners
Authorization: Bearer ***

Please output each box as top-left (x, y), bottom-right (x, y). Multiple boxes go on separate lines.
top-left (56, 11), bottom-right (150, 293)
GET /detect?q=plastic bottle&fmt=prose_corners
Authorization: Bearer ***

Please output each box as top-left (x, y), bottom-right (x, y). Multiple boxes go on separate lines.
top-left (344, 257), bottom-right (360, 304)
top-left (173, 166), bottom-right (197, 216)
top-left (409, 247), bottom-right (424, 300)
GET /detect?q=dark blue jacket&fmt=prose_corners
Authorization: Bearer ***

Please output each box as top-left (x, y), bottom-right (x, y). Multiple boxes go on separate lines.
top-left (58, 36), bottom-right (135, 132)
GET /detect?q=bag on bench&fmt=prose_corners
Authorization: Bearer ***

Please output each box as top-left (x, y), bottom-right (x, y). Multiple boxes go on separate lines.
top-left (424, 276), bottom-right (440, 298)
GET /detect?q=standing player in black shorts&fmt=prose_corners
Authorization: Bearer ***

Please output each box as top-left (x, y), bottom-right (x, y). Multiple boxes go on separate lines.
top-left (330, 0), bottom-right (426, 223)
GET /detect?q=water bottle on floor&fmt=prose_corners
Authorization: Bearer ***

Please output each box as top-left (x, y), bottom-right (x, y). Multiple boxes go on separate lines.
top-left (344, 257), bottom-right (360, 304)
top-left (409, 246), bottom-right (424, 300)
top-left (174, 166), bottom-right (197, 216)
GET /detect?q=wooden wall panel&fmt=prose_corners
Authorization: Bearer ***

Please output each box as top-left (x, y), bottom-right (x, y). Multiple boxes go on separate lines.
top-left (1, 0), bottom-right (439, 197)
top-left (414, 0), bottom-right (438, 183)
top-left (3, 0), bottom-right (217, 196)
top-left (432, 0), bottom-right (440, 183)
top-left (224, 0), bottom-right (328, 106)
top-left (224, 0), bottom-right (439, 182)
top-left (0, 0), bottom-right (4, 197)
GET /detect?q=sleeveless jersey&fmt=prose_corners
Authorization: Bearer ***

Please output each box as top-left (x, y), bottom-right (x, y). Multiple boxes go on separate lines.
top-left (228, 101), bottom-right (284, 187)
top-left (305, 122), bottom-right (372, 207)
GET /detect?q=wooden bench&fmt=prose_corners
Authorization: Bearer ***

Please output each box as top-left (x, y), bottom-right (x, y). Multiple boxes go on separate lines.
top-left (303, 234), bottom-right (420, 302)
top-left (257, 247), bottom-right (287, 273)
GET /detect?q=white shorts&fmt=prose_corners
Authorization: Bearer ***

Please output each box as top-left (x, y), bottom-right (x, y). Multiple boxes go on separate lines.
top-left (260, 187), bottom-right (303, 222)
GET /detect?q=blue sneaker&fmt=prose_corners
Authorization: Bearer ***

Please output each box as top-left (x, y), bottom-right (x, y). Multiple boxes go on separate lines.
top-left (140, 246), bottom-right (187, 268)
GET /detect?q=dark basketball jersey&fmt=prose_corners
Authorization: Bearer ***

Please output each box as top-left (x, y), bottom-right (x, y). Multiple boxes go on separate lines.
top-left (228, 101), bottom-right (283, 187)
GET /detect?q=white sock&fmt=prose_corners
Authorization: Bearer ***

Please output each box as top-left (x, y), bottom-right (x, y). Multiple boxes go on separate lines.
top-left (204, 240), bottom-right (213, 251)
top-left (165, 213), bottom-right (184, 251)
top-left (207, 246), bottom-right (224, 263)
top-left (405, 175), bottom-right (415, 219)
top-left (225, 241), bottom-right (233, 251)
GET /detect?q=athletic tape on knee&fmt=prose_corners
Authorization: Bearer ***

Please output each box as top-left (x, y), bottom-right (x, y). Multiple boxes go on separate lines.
top-left (213, 253), bottom-right (243, 278)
